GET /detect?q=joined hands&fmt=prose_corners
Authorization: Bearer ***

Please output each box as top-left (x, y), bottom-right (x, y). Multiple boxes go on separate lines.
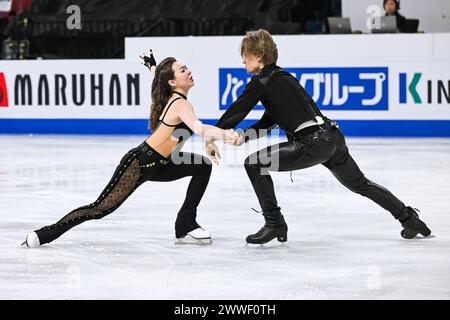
top-left (205, 129), bottom-right (245, 164)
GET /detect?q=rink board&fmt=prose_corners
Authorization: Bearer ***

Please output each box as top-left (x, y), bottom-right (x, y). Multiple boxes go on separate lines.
top-left (1, 33), bottom-right (450, 136)
top-left (1, 119), bottom-right (450, 137)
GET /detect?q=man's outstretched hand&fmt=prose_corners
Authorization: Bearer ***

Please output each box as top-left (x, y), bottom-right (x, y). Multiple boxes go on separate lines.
top-left (228, 129), bottom-right (245, 146)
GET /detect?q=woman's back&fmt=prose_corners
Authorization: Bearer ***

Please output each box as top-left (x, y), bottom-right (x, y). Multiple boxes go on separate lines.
top-left (146, 95), bottom-right (192, 158)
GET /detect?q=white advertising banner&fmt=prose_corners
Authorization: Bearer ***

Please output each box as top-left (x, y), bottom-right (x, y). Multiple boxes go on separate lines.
top-left (125, 34), bottom-right (450, 121)
top-left (1, 33), bottom-right (449, 135)
top-left (0, 60), bottom-right (151, 119)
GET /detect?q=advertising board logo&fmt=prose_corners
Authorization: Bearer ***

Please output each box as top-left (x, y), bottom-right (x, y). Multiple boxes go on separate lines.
top-left (399, 72), bottom-right (450, 105)
top-left (12, 73), bottom-right (140, 106)
top-left (0, 72), bottom-right (9, 107)
top-left (219, 67), bottom-right (389, 111)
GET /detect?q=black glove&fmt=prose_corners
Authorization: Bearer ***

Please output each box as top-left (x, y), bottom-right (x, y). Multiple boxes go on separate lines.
top-left (141, 49), bottom-right (157, 70)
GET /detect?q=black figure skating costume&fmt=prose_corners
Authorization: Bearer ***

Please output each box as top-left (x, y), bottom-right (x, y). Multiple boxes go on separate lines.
top-left (27, 92), bottom-right (212, 246)
top-left (216, 64), bottom-right (431, 244)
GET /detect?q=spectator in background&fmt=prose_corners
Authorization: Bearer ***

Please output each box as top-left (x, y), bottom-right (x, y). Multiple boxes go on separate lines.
top-left (383, 0), bottom-right (406, 32)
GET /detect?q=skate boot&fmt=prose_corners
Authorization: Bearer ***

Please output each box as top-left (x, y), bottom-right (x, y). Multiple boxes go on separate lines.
top-left (21, 232), bottom-right (40, 248)
top-left (399, 207), bottom-right (431, 239)
top-left (21, 223), bottom-right (69, 247)
top-left (175, 215), bottom-right (212, 245)
top-left (176, 227), bottom-right (212, 245)
top-left (246, 213), bottom-right (288, 244)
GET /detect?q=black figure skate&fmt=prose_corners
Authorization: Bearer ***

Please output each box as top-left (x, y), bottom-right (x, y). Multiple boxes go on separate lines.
top-left (399, 207), bottom-right (431, 239)
top-left (246, 213), bottom-right (288, 245)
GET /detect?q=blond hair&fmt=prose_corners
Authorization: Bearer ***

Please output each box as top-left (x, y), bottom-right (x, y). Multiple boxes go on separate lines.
top-left (240, 29), bottom-right (278, 65)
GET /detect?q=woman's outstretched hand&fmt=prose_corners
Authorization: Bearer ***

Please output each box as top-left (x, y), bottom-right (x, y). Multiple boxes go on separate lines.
top-left (205, 140), bottom-right (221, 165)
top-left (139, 49), bottom-right (157, 72)
top-left (224, 129), bottom-right (238, 144)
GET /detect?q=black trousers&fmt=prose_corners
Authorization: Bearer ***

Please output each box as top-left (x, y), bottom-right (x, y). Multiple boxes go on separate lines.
top-left (244, 121), bottom-right (406, 219)
top-left (35, 141), bottom-right (212, 245)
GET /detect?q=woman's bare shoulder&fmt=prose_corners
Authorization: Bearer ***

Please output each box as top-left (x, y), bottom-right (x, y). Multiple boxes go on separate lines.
top-left (171, 98), bottom-right (194, 113)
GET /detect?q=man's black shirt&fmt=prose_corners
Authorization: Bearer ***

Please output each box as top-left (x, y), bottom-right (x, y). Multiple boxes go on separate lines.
top-left (215, 64), bottom-right (324, 136)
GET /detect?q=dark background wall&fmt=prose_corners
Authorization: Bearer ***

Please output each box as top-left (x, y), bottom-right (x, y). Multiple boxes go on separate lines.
top-left (1, 0), bottom-right (341, 59)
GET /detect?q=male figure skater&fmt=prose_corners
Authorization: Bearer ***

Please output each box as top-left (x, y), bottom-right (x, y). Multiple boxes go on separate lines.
top-left (206, 29), bottom-right (431, 244)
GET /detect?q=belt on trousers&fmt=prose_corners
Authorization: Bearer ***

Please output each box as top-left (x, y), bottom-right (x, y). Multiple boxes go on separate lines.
top-left (292, 118), bottom-right (339, 139)
top-left (137, 141), bottom-right (171, 166)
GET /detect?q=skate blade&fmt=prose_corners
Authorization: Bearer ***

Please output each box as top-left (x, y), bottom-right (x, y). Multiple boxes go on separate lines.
top-left (175, 236), bottom-right (213, 246)
top-left (401, 228), bottom-right (433, 239)
top-left (21, 240), bottom-right (28, 247)
top-left (245, 241), bottom-right (289, 249)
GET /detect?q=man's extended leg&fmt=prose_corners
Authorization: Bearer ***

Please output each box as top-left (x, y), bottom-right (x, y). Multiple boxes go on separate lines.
top-left (322, 131), bottom-right (431, 238)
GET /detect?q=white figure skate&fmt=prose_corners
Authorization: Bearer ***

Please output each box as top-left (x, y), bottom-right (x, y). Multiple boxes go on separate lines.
top-left (175, 227), bottom-right (212, 245)
top-left (21, 232), bottom-right (40, 248)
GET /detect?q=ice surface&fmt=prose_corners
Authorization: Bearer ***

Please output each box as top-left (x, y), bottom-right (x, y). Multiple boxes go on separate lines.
top-left (1, 135), bottom-right (449, 299)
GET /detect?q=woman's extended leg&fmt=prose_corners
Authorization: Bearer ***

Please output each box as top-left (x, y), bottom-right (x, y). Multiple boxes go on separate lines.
top-left (24, 148), bottom-right (145, 247)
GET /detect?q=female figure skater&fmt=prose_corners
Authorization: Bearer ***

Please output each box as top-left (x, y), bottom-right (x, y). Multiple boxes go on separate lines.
top-left (23, 52), bottom-right (237, 247)
top-left (207, 29), bottom-right (431, 244)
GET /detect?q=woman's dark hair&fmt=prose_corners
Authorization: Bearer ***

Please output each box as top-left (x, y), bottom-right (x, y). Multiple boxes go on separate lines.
top-left (383, 0), bottom-right (400, 11)
top-left (149, 57), bottom-right (176, 131)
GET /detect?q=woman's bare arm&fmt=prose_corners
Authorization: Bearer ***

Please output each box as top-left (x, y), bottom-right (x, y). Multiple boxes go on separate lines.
top-left (173, 100), bottom-right (235, 141)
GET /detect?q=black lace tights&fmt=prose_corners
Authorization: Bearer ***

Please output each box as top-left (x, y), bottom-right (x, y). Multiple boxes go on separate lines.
top-left (35, 142), bottom-right (212, 245)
